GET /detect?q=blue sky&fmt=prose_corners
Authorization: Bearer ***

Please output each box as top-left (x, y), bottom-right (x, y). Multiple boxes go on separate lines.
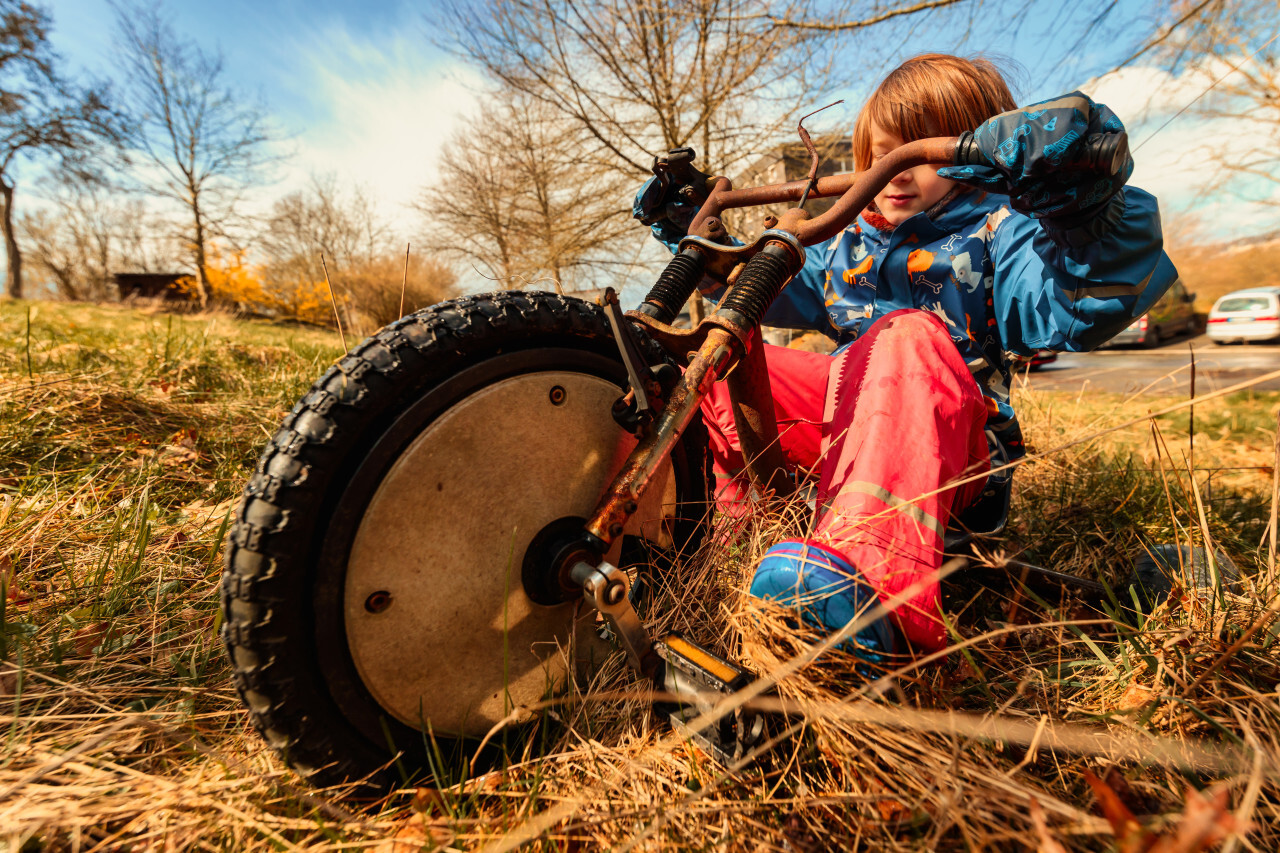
top-left (41, 0), bottom-right (1280, 250)
top-left (49, 0), bottom-right (483, 222)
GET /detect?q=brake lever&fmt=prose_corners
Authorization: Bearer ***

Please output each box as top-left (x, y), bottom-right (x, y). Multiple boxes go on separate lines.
top-left (603, 287), bottom-right (654, 416)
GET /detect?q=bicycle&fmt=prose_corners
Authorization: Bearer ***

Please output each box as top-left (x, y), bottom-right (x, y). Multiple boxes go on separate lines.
top-left (220, 127), bottom-right (1132, 790)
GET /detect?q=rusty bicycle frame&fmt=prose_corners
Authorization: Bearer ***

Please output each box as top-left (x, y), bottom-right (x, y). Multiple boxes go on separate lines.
top-left (533, 136), bottom-right (966, 688)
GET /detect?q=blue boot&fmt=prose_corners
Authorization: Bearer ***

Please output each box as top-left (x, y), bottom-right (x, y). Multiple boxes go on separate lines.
top-left (749, 539), bottom-right (897, 660)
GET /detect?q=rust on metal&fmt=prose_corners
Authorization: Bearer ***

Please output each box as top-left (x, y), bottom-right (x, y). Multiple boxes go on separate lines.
top-left (793, 137), bottom-right (957, 243)
top-left (777, 208), bottom-right (811, 233)
top-left (688, 176), bottom-right (732, 239)
top-left (796, 99), bottom-right (844, 209)
top-left (586, 327), bottom-right (740, 549)
top-left (626, 307), bottom-right (757, 363)
top-left (687, 137), bottom-right (959, 246)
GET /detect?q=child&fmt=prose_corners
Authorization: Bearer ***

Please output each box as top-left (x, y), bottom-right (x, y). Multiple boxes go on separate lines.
top-left (635, 54), bottom-right (1178, 659)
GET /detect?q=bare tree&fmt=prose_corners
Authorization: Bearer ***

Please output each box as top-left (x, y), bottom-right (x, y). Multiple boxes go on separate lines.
top-left (260, 175), bottom-right (455, 332)
top-left (0, 1), bottom-right (121, 298)
top-left (20, 175), bottom-right (166, 300)
top-left (340, 253), bottom-right (459, 330)
top-left (115, 1), bottom-right (275, 306)
top-left (416, 96), bottom-right (634, 291)
top-left (432, 0), bottom-right (853, 180)
top-left (763, 0), bottom-right (968, 31)
top-left (1147, 0), bottom-right (1280, 205)
top-left (261, 174), bottom-right (386, 287)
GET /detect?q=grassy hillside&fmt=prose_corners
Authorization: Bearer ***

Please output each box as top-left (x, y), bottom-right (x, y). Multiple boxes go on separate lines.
top-left (1167, 237), bottom-right (1280, 312)
top-left (1, 299), bottom-right (1278, 850)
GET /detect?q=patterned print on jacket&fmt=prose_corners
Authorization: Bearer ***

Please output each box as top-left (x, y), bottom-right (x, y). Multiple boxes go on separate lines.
top-left (754, 187), bottom-right (1178, 462)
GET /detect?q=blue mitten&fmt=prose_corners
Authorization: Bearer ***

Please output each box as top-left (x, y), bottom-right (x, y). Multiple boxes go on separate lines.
top-left (937, 91), bottom-right (1134, 247)
top-left (633, 175), bottom-right (697, 247)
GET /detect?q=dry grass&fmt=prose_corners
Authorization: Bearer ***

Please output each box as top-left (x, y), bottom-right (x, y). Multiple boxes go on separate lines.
top-left (2, 298), bottom-right (1279, 851)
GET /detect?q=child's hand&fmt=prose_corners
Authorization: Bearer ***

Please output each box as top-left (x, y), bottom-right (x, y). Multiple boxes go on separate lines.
top-left (936, 91), bottom-right (1134, 247)
top-left (633, 148), bottom-right (708, 243)
top-left (633, 175), bottom-right (699, 229)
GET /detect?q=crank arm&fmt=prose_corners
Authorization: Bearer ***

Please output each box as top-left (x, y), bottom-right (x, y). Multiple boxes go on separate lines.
top-left (570, 560), bottom-right (659, 678)
top-left (569, 559), bottom-right (768, 764)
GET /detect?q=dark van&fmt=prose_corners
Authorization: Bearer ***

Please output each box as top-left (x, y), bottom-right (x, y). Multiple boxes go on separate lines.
top-left (1102, 279), bottom-right (1198, 348)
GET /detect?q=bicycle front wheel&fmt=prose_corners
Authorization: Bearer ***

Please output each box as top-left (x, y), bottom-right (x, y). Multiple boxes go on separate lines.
top-left (221, 291), bottom-right (710, 790)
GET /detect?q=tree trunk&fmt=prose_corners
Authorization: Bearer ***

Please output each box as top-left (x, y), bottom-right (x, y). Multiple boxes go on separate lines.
top-left (688, 293), bottom-right (705, 324)
top-left (192, 203), bottom-right (210, 307)
top-left (1, 179), bottom-right (22, 299)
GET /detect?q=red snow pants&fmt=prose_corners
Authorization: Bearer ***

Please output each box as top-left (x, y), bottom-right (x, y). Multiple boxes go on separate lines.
top-left (701, 309), bottom-right (991, 651)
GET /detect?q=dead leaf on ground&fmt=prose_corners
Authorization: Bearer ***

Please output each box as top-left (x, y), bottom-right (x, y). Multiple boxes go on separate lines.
top-left (374, 814), bottom-right (454, 853)
top-left (74, 622), bottom-right (116, 657)
top-left (160, 429), bottom-right (200, 466)
top-left (1117, 682), bottom-right (1156, 712)
top-left (1086, 768), bottom-right (1152, 852)
top-left (1, 554), bottom-right (32, 607)
top-left (875, 797), bottom-right (914, 822)
top-left (1086, 769), bottom-right (1240, 853)
top-left (163, 530), bottom-right (191, 550)
top-left (178, 497), bottom-right (237, 529)
top-left (1147, 786), bottom-right (1239, 853)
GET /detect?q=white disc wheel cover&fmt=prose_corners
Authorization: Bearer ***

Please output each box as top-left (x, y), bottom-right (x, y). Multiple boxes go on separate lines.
top-left (345, 370), bottom-right (678, 735)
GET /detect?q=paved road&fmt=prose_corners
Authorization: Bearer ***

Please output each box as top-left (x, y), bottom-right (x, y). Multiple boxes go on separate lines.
top-left (1017, 334), bottom-right (1280, 395)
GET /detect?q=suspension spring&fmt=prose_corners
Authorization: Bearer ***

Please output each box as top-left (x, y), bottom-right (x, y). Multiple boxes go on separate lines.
top-left (717, 242), bottom-right (798, 327)
top-left (640, 247), bottom-right (705, 324)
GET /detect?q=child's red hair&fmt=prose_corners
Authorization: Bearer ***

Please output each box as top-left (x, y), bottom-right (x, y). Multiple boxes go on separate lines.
top-left (852, 54), bottom-right (1016, 171)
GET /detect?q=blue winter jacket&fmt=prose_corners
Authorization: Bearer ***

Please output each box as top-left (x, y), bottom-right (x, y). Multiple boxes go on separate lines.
top-left (654, 187), bottom-right (1178, 458)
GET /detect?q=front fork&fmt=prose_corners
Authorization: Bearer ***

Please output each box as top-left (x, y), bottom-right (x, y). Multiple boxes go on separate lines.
top-left (569, 324), bottom-right (737, 681)
top-left (585, 228), bottom-right (808, 564)
top-left (554, 231), bottom-right (806, 760)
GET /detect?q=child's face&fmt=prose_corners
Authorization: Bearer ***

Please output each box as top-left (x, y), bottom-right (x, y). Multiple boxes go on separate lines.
top-left (868, 122), bottom-right (957, 226)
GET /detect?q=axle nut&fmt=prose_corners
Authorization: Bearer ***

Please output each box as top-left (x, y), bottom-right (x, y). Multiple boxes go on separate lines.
top-left (364, 590), bottom-right (392, 614)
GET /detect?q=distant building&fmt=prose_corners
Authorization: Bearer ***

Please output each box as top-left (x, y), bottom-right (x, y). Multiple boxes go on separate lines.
top-left (735, 135), bottom-right (855, 218)
top-left (114, 273), bottom-right (198, 301)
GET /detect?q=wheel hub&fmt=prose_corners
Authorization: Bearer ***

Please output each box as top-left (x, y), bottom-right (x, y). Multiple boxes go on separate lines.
top-left (343, 370), bottom-right (678, 736)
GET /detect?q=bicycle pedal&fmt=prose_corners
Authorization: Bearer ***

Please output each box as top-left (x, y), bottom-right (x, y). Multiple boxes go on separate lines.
top-left (654, 633), bottom-right (766, 765)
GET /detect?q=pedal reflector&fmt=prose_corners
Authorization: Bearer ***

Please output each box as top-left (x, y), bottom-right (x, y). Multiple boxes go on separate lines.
top-left (653, 633), bottom-right (762, 764)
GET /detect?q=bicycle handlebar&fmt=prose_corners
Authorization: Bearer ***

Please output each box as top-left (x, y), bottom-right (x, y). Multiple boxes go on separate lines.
top-left (953, 129), bottom-right (1130, 177)
top-left (686, 131), bottom-right (1128, 247)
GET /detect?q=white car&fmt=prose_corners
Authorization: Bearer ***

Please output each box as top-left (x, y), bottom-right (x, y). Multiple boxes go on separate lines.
top-left (1207, 286), bottom-right (1280, 345)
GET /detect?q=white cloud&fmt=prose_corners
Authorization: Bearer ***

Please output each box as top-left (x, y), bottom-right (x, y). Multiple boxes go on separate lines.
top-left (1082, 61), bottom-right (1280, 242)
top-left (1083, 62), bottom-right (1221, 122)
top-left (265, 26), bottom-right (485, 236)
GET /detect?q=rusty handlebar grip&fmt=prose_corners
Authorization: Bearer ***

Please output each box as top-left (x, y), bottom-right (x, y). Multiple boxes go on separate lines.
top-left (953, 130), bottom-right (1130, 177)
